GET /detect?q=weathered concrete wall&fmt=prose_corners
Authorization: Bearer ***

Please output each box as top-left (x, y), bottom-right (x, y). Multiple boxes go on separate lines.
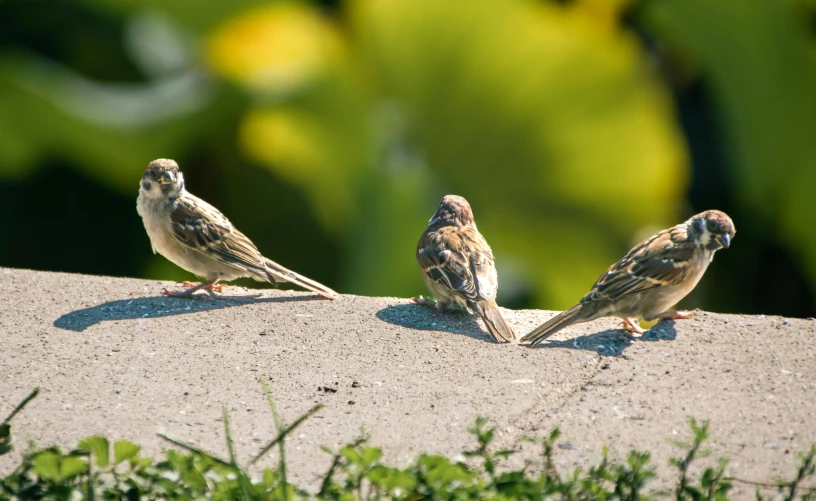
top-left (1, 267), bottom-right (814, 495)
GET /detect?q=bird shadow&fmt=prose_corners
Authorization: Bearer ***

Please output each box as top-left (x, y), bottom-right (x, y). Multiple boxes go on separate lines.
top-left (529, 320), bottom-right (678, 357)
top-left (375, 303), bottom-right (499, 344)
top-left (53, 293), bottom-right (315, 332)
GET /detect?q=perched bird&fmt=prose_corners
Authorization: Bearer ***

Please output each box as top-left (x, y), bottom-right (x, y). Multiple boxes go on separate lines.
top-left (415, 195), bottom-right (516, 343)
top-left (521, 210), bottom-right (735, 346)
top-left (136, 158), bottom-right (338, 299)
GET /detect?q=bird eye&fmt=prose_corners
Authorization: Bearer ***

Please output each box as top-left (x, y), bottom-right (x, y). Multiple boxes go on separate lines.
top-left (706, 220), bottom-right (718, 233)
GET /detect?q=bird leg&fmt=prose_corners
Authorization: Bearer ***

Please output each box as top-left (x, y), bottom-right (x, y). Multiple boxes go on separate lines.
top-left (622, 317), bottom-right (645, 336)
top-left (411, 296), bottom-right (467, 314)
top-left (655, 310), bottom-right (696, 321)
top-left (162, 279), bottom-right (223, 298)
top-left (179, 281), bottom-right (226, 292)
top-left (412, 295), bottom-right (438, 308)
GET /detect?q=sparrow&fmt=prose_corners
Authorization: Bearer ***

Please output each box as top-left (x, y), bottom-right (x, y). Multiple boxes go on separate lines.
top-left (521, 210), bottom-right (735, 346)
top-left (415, 195), bottom-right (517, 343)
top-left (136, 158), bottom-right (338, 299)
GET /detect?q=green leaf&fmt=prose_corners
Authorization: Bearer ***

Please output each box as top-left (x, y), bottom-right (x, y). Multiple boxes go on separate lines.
top-left (130, 456), bottom-right (153, 470)
top-left (114, 440), bottom-right (141, 465)
top-left (261, 468), bottom-right (278, 488)
top-left (32, 451), bottom-right (62, 481)
top-left (0, 423), bottom-right (11, 456)
top-left (177, 462), bottom-right (209, 492)
top-left (79, 436), bottom-right (110, 468)
top-left (340, 447), bottom-right (362, 467)
top-left (360, 447), bottom-right (383, 468)
top-left (683, 484), bottom-right (703, 500)
top-left (419, 455), bottom-right (474, 487)
top-left (60, 456), bottom-right (89, 480)
top-left (166, 449), bottom-right (187, 471)
top-left (367, 465), bottom-right (417, 491)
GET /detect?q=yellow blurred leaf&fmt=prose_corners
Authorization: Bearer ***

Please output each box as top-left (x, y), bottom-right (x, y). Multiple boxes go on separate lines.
top-left (574, 0), bottom-right (637, 30)
top-left (207, 3), bottom-right (344, 93)
top-left (350, 0), bottom-right (689, 305)
top-left (239, 108), bottom-right (357, 230)
top-left (240, 108), bottom-right (323, 177)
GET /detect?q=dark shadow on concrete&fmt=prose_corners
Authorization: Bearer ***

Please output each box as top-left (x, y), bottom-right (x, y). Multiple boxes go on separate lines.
top-left (641, 319), bottom-right (680, 341)
top-left (529, 320), bottom-right (678, 356)
top-left (375, 303), bottom-right (498, 344)
top-left (54, 294), bottom-right (316, 332)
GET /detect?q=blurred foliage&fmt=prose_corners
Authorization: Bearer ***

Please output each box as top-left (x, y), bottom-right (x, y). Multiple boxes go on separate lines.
top-left (0, 0), bottom-right (813, 315)
top-left (639, 0), bottom-right (816, 316)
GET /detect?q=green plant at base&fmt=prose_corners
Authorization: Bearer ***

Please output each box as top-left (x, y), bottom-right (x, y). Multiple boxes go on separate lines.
top-left (1, 389), bottom-right (815, 500)
top-left (0, 388), bottom-right (39, 457)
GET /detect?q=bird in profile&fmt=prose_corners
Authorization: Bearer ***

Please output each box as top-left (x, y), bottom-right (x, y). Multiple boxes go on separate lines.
top-left (136, 158), bottom-right (338, 299)
top-left (521, 210), bottom-right (736, 346)
top-left (415, 195), bottom-right (516, 343)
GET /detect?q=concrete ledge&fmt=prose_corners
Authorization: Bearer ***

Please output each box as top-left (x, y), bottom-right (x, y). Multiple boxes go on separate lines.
top-left (1, 267), bottom-right (815, 494)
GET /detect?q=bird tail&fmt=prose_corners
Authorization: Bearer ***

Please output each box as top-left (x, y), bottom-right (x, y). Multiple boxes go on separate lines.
top-left (520, 304), bottom-right (586, 346)
top-left (263, 258), bottom-right (338, 300)
top-left (473, 300), bottom-right (517, 344)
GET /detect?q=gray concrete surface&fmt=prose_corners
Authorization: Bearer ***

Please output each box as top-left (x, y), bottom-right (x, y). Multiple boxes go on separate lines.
top-left (1, 267), bottom-right (815, 495)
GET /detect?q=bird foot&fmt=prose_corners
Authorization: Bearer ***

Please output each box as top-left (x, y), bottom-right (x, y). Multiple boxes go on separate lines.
top-left (622, 317), bottom-right (645, 336)
top-left (411, 295), bottom-right (439, 309)
top-left (412, 296), bottom-right (468, 314)
top-left (656, 309), bottom-right (696, 321)
top-left (160, 287), bottom-right (198, 298)
top-left (161, 281), bottom-right (223, 298)
top-left (179, 281), bottom-right (225, 292)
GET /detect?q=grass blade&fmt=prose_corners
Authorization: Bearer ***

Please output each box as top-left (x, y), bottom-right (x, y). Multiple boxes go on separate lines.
top-left (157, 433), bottom-right (232, 467)
top-left (260, 380), bottom-right (289, 499)
top-left (2, 388), bottom-right (39, 425)
top-left (248, 404), bottom-right (323, 467)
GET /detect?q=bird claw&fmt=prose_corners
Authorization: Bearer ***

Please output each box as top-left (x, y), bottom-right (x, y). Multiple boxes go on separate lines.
top-left (178, 281), bottom-right (225, 292)
top-left (412, 296), bottom-right (467, 314)
top-left (622, 317), bottom-right (645, 336)
top-left (160, 287), bottom-right (195, 298)
top-left (662, 309), bottom-right (696, 320)
top-left (411, 295), bottom-right (438, 308)
top-left (161, 281), bottom-right (223, 297)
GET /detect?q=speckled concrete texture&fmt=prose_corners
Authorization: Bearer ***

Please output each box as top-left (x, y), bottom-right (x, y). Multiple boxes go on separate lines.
top-left (1, 267), bottom-right (814, 495)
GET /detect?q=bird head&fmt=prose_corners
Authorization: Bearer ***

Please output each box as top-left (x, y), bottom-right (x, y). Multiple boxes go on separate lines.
top-left (689, 210), bottom-right (736, 251)
top-left (141, 158), bottom-right (185, 199)
top-left (427, 194), bottom-right (476, 230)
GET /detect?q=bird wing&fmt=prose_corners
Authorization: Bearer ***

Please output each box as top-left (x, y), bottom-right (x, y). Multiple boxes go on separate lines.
top-left (582, 225), bottom-right (695, 303)
top-left (417, 226), bottom-right (496, 303)
top-left (468, 235), bottom-right (498, 301)
top-left (169, 194), bottom-right (267, 275)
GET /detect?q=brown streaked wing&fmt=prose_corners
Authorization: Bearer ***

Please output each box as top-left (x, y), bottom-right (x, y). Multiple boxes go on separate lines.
top-left (582, 226), bottom-right (694, 303)
top-left (466, 231), bottom-right (498, 301)
top-left (170, 195), bottom-right (266, 274)
top-left (417, 228), bottom-right (479, 302)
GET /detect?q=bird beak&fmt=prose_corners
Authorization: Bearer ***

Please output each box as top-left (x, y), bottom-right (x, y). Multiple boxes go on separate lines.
top-left (718, 233), bottom-right (731, 249)
top-left (160, 171), bottom-right (176, 184)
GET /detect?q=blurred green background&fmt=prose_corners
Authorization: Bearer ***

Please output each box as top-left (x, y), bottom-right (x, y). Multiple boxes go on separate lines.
top-left (1, 0), bottom-right (814, 317)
